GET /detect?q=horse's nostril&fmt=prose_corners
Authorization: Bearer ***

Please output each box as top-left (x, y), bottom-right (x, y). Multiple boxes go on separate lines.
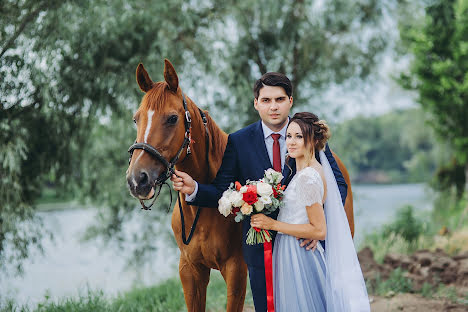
top-left (139, 171), bottom-right (149, 185)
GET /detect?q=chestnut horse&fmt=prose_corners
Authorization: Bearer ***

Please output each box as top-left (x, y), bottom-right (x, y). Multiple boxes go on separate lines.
top-left (126, 59), bottom-right (354, 311)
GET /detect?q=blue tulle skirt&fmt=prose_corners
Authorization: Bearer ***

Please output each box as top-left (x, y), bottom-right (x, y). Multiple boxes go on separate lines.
top-left (273, 233), bottom-right (327, 312)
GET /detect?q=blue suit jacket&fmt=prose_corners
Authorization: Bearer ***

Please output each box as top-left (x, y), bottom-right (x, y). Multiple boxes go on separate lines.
top-left (188, 121), bottom-right (347, 266)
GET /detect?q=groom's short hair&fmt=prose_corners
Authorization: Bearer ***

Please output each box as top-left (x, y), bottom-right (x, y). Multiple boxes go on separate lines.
top-left (253, 72), bottom-right (293, 99)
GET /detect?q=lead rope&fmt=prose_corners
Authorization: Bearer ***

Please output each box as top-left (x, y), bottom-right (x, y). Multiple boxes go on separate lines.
top-left (177, 108), bottom-right (210, 245)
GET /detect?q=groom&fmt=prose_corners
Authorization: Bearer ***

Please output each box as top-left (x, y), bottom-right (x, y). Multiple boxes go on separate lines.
top-left (172, 72), bottom-right (347, 311)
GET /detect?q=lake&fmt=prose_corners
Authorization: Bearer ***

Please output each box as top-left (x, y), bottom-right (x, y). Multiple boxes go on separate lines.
top-left (1, 183), bottom-right (433, 306)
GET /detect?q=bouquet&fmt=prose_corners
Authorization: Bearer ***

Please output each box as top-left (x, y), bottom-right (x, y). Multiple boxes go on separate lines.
top-left (218, 169), bottom-right (286, 245)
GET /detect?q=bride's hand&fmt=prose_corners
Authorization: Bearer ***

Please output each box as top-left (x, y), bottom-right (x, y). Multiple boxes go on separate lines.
top-left (250, 214), bottom-right (276, 230)
top-left (171, 170), bottom-right (196, 195)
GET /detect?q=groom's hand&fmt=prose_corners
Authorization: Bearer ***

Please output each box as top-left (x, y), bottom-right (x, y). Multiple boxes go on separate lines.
top-left (297, 238), bottom-right (318, 251)
top-left (171, 170), bottom-right (196, 195)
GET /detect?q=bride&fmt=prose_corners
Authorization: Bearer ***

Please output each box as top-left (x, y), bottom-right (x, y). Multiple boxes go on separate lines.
top-left (251, 112), bottom-right (370, 311)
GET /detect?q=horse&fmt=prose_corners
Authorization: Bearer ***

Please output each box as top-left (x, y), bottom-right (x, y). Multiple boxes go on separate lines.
top-left (126, 59), bottom-right (354, 311)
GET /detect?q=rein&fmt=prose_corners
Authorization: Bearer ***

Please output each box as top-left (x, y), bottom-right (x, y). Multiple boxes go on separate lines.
top-left (128, 93), bottom-right (210, 245)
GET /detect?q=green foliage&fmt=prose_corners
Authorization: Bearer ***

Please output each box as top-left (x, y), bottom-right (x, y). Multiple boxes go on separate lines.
top-left (330, 108), bottom-right (443, 183)
top-left (432, 158), bottom-right (466, 199)
top-left (420, 282), bottom-right (435, 298)
top-left (203, 0), bottom-right (390, 128)
top-left (434, 284), bottom-right (467, 305)
top-left (431, 190), bottom-right (468, 230)
top-left (383, 205), bottom-right (425, 247)
top-left (0, 0), bottom-right (221, 271)
top-left (0, 272), bottom-right (254, 311)
top-left (399, 0), bottom-right (468, 189)
top-left (0, 0), bottom-right (399, 270)
top-left (361, 205), bottom-right (431, 262)
top-left (366, 267), bottom-right (413, 296)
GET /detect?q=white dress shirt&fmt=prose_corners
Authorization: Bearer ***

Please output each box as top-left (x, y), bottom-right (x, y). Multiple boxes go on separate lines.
top-left (185, 120), bottom-right (289, 201)
top-left (261, 121), bottom-right (287, 171)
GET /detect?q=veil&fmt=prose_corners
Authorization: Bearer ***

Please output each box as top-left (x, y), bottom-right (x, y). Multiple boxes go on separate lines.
top-left (319, 151), bottom-right (370, 311)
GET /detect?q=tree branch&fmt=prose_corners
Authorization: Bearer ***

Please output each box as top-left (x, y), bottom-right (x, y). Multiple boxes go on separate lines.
top-left (0, 2), bottom-right (47, 59)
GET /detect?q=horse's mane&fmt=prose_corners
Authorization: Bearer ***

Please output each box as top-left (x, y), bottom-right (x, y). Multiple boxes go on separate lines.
top-left (140, 82), bottom-right (227, 180)
top-left (204, 111), bottom-right (227, 159)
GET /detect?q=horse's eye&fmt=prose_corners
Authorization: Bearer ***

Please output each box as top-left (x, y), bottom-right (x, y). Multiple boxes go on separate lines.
top-left (167, 115), bottom-right (178, 125)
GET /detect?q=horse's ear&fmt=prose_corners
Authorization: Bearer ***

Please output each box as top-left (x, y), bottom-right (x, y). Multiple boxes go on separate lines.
top-left (136, 63), bottom-right (154, 93)
top-left (164, 59), bottom-right (179, 92)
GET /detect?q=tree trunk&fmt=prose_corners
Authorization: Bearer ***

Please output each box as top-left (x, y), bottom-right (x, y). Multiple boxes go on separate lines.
top-left (465, 162), bottom-right (468, 191)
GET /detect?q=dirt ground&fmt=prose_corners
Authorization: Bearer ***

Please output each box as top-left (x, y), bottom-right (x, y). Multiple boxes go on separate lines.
top-left (370, 293), bottom-right (467, 312)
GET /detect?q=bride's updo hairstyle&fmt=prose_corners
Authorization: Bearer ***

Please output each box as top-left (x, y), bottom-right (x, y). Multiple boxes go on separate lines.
top-left (289, 112), bottom-right (330, 159)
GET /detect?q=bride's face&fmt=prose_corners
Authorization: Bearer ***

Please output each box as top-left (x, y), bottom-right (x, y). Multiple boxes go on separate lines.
top-left (286, 122), bottom-right (305, 159)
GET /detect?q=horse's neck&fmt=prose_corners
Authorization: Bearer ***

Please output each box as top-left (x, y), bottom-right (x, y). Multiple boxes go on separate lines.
top-left (176, 102), bottom-right (227, 183)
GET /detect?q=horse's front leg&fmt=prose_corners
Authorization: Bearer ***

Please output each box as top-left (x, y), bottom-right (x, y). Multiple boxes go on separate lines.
top-left (179, 256), bottom-right (210, 312)
top-left (220, 255), bottom-right (248, 312)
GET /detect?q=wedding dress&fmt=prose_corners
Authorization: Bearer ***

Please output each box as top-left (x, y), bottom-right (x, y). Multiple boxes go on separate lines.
top-left (273, 151), bottom-right (370, 312)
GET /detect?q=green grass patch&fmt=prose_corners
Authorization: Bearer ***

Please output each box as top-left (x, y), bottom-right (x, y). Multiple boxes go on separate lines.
top-left (366, 267), bottom-right (413, 296)
top-left (1, 271), bottom-right (254, 312)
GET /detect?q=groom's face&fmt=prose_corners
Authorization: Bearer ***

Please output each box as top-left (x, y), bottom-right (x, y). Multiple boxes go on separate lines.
top-left (254, 85), bottom-right (293, 131)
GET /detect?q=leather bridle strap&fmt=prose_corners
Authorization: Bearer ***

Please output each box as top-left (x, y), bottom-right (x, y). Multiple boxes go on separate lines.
top-left (128, 93), bottom-right (192, 187)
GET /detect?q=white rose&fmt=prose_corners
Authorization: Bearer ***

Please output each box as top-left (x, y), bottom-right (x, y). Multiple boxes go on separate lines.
top-left (257, 182), bottom-right (273, 197)
top-left (240, 186), bottom-right (248, 193)
top-left (259, 196), bottom-right (272, 206)
top-left (254, 200), bottom-right (264, 212)
top-left (218, 191), bottom-right (233, 217)
top-left (228, 191), bottom-right (244, 207)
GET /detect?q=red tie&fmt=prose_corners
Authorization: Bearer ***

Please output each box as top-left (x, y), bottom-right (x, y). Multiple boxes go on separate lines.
top-left (271, 133), bottom-right (281, 172)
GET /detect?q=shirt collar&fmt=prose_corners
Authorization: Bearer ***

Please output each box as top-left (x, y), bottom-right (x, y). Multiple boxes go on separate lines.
top-left (261, 119), bottom-right (288, 139)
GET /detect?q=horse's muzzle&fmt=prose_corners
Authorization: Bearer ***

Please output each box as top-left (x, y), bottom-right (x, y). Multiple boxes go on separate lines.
top-left (126, 169), bottom-right (158, 199)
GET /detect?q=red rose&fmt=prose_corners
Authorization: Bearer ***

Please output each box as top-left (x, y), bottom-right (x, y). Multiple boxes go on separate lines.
top-left (242, 185), bottom-right (258, 205)
top-left (232, 207), bottom-right (240, 214)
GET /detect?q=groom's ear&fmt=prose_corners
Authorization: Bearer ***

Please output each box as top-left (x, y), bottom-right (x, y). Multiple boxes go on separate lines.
top-left (253, 98), bottom-right (259, 110)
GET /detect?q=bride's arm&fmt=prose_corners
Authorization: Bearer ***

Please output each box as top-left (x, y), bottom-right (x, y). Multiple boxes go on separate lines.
top-left (250, 204), bottom-right (326, 240)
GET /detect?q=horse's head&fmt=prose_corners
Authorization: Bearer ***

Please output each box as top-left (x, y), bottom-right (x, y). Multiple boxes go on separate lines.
top-left (126, 59), bottom-right (191, 200)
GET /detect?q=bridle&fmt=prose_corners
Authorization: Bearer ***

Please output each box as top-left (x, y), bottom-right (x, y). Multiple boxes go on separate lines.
top-left (127, 92), bottom-right (210, 245)
top-left (129, 93), bottom-right (193, 187)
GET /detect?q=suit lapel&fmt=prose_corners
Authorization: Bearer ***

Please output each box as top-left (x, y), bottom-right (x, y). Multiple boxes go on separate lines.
top-left (251, 121), bottom-right (272, 171)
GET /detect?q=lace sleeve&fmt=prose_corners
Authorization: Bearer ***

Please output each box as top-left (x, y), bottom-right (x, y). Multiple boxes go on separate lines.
top-left (295, 168), bottom-right (324, 207)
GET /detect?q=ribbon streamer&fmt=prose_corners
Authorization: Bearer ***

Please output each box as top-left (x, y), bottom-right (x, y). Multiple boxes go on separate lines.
top-left (264, 241), bottom-right (275, 312)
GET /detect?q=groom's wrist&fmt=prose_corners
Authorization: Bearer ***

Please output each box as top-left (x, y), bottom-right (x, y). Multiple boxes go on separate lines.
top-left (185, 182), bottom-right (198, 201)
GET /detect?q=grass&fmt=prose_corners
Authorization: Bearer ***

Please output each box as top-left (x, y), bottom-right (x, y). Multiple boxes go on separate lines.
top-left (360, 192), bottom-right (468, 262)
top-left (366, 267), bottom-right (413, 297)
top-left (0, 271), bottom-right (253, 312)
top-left (361, 192), bottom-right (468, 306)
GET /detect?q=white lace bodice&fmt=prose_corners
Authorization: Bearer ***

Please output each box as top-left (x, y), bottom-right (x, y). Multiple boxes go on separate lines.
top-left (277, 167), bottom-right (324, 227)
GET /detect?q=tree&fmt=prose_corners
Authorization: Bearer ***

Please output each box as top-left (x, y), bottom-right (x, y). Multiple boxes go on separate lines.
top-left (193, 0), bottom-right (390, 130)
top-left (0, 0), bottom-right (224, 272)
top-left (330, 108), bottom-right (442, 183)
top-left (1, 0), bottom-right (402, 271)
top-left (399, 0), bottom-right (468, 193)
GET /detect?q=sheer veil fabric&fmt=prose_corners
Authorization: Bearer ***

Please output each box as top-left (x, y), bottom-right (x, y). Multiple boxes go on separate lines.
top-left (319, 151), bottom-right (371, 311)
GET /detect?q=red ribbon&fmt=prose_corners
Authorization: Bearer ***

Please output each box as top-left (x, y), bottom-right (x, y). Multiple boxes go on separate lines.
top-left (264, 240), bottom-right (275, 312)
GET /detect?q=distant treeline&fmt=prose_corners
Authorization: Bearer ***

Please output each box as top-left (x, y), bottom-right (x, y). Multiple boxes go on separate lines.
top-left (330, 108), bottom-right (446, 184)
